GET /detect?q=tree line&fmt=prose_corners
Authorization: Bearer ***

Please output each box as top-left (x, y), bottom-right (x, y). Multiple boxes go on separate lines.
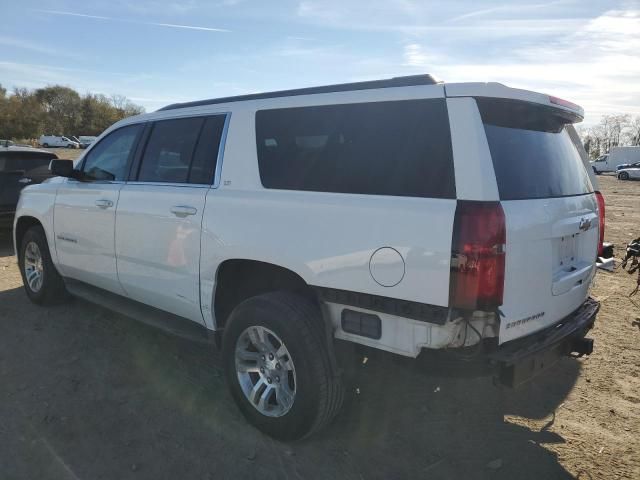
top-left (578, 114), bottom-right (640, 159)
top-left (0, 84), bottom-right (145, 140)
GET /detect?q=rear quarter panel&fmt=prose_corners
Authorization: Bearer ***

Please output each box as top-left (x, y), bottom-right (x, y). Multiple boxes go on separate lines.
top-left (198, 92), bottom-right (457, 329)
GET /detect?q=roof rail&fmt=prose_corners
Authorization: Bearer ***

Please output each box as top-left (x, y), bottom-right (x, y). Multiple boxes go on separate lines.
top-left (158, 74), bottom-right (440, 111)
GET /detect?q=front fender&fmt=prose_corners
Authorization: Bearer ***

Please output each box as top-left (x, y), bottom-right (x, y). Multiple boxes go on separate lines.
top-left (13, 181), bottom-right (61, 264)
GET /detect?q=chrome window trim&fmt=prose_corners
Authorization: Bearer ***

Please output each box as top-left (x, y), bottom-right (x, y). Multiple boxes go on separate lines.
top-left (124, 181), bottom-right (210, 189)
top-left (212, 112), bottom-right (231, 189)
top-left (65, 178), bottom-right (126, 185)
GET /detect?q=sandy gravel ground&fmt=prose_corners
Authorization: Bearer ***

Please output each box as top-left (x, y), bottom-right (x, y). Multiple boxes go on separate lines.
top-left (0, 170), bottom-right (638, 480)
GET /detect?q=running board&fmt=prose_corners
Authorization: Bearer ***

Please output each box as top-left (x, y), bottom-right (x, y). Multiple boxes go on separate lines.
top-left (64, 279), bottom-right (213, 344)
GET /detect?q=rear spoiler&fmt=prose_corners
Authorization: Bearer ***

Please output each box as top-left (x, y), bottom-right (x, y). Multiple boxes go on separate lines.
top-left (444, 82), bottom-right (584, 122)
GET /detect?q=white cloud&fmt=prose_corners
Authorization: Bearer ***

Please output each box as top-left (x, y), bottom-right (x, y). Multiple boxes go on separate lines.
top-left (402, 44), bottom-right (440, 67)
top-left (403, 9), bottom-right (640, 124)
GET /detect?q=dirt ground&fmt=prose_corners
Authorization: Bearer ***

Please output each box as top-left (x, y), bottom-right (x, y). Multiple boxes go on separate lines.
top-left (1, 172), bottom-right (638, 480)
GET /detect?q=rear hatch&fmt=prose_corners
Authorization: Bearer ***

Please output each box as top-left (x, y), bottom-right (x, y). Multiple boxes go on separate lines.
top-left (0, 150), bottom-right (56, 213)
top-left (477, 98), bottom-right (598, 344)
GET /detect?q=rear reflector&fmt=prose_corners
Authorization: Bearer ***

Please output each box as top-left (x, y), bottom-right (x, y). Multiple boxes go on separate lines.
top-left (450, 201), bottom-right (506, 310)
top-left (595, 191), bottom-right (605, 256)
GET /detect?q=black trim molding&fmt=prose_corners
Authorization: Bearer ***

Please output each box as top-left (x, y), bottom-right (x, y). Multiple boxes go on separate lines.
top-left (315, 287), bottom-right (448, 325)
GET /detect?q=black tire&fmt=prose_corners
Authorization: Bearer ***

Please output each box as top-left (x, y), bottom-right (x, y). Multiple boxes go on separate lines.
top-left (19, 226), bottom-right (67, 305)
top-left (42, 143), bottom-right (49, 148)
top-left (222, 291), bottom-right (343, 441)
top-left (619, 171), bottom-right (629, 180)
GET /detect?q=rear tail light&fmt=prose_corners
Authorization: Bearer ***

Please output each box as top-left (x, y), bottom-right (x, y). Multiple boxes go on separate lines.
top-left (595, 191), bottom-right (605, 256)
top-left (449, 201), bottom-right (506, 310)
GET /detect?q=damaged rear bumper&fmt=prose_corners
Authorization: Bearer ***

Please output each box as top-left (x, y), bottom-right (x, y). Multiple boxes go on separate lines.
top-left (488, 297), bottom-right (600, 387)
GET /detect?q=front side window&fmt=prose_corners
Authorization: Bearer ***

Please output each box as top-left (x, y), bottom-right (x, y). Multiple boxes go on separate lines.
top-left (82, 124), bottom-right (143, 181)
top-left (255, 99), bottom-right (455, 198)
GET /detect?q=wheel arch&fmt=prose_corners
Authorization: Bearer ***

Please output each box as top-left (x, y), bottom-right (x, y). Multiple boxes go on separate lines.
top-left (213, 259), bottom-right (322, 332)
top-left (14, 216), bottom-right (44, 260)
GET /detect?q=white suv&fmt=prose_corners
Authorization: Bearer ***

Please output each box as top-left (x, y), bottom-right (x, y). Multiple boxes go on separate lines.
top-left (14, 75), bottom-right (603, 440)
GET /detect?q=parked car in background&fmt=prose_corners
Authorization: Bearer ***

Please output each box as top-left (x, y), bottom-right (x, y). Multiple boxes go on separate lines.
top-left (616, 161), bottom-right (640, 171)
top-left (38, 135), bottom-right (80, 149)
top-left (14, 75), bottom-right (601, 440)
top-left (78, 136), bottom-right (98, 148)
top-left (617, 166), bottom-right (640, 180)
top-left (0, 147), bottom-right (57, 229)
top-left (591, 146), bottom-right (640, 174)
top-left (1, 139), bottom-right (15, 148)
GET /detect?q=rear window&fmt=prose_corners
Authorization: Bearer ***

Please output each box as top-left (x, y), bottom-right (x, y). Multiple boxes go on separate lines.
top-left (477, 98), bottom-right (593, 200)
top-left (0, 152), bottom-right (56, 173)
top-left (255, 99), bottom-right (455, 199)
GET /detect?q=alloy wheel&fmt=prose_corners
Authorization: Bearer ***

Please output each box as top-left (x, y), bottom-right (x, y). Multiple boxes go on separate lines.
top-left (235, 325), bottom-right (296, 417)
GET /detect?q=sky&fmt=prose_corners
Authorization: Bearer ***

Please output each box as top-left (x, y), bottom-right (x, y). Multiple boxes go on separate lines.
top-left (1, 0), bottom-right (639, 125)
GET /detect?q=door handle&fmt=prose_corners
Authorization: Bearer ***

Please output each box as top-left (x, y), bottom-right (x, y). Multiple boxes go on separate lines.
top-left (18, 177), bottom-right (32, 184)
top-left (95, 199), bottom-right (114, 209)
top-left (170, 205), bottom-right (197, 217)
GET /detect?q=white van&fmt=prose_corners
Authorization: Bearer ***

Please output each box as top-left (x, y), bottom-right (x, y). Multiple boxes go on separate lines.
top-left (38, 135), bottom-right (80, 149)
top-left (15, 75), bottom-right (602, 440)
top-left (591, 146), bottom-right (640, 173)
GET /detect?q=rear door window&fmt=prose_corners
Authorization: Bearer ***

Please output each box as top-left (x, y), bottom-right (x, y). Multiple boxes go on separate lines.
top-left (138, 117), bottom-right (203, 183)
top-left (255, 99), bottom-right (455, 198)
top-left (0, 152), bottom-right (55, 173)
top-left (137, 115), bottom-right (226, 184)
top-left (477, 98), bottom-right (593, 200)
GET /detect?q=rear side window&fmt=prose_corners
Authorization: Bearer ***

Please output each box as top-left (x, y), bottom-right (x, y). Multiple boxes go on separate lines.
top-left (137, 115), bottom-right (226, 184)
top-left (255, 99), bottom-right (455, 198)
top-left (0, 152), bottom-right (55, 173)
top-left (477, 98), bottom-right (593, 200)
top-left (189, 115), bottom-right (226, 184)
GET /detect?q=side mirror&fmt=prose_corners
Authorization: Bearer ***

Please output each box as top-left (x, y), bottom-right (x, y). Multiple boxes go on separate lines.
top-left (49, 159), bottom-right (76, 178)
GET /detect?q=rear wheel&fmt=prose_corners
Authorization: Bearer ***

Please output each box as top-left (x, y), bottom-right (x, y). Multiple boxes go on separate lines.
top-left (42, 143), bottom-right (49, 148)
top-left (222, 292), bottom-right (343, 441)
top-left (19, 226), bottom-right (67, 305)
top-left (619, 171), bottom-right (630, 180)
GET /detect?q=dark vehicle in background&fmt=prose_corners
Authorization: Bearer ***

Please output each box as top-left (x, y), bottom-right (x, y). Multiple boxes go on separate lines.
top-left (0, 147), bottom-right (57, 229)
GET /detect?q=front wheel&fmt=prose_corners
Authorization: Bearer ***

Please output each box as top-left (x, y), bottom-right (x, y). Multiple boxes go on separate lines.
top-left (42, 143), bottom-right (49, 148)
top-left (19, 226), bottom-right (67, 304)
top-left (619, 171), bottom-right (630, 180)
top-left (222, 292), bottom-right (343, 441)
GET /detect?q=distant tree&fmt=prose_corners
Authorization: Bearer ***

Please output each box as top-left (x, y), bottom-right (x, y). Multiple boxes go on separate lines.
top-left (0, 84), bottom-right (144, 140)
top-left (625, 116), bottom-right (640, 146)
top-left (579, 114), bottom-right (640, 159)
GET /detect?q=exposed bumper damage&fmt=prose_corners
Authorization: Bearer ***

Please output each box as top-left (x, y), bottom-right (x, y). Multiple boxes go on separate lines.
top-left (488, 297), bottom-right (599, 387)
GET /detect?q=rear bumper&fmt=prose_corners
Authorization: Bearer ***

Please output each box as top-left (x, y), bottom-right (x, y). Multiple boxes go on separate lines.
top-left (489, 297), bottom-right (599, 387)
